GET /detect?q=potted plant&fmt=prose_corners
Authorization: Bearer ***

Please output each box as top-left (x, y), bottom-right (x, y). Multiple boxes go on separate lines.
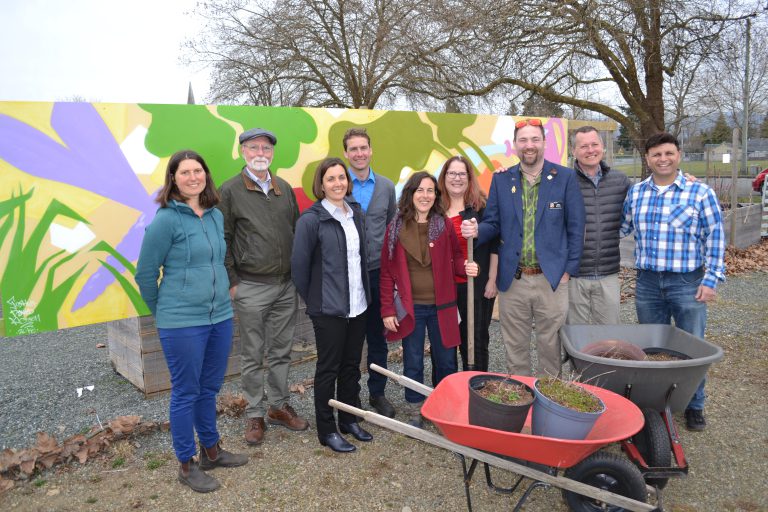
top-left (468, 374), bottom-right (535, 433)
top-left (532, 376), bottom-right (605, 440)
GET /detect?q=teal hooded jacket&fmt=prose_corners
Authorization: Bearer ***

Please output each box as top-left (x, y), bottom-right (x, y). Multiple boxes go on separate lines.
top-left (135, 200), bottom-right (233, 329)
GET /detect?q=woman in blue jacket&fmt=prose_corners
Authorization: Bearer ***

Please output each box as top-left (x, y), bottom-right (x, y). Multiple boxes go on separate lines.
top-left (136, 150), bottom-right (247, 492)
top-left (292, 157), bottom-right (372, 453)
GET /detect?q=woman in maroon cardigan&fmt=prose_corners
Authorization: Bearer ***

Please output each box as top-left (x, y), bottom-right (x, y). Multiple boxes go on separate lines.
top-left (380, 171), bottom-right (478, 427)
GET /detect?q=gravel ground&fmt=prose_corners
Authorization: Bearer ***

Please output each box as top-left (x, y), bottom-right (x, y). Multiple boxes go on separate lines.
top-left (1, 271), bottom-right (767, 511)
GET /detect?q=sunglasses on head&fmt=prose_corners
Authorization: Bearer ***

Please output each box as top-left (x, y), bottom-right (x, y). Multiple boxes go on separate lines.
top-left (515, 118), bottom-right (543, 129)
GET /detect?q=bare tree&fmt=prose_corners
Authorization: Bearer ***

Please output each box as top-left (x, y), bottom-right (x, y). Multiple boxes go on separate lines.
top-left (415, 0), bottom-right (755, 174)
top-left (699, 15), bottom-right (768, 134)
top-left (663, 51), bottom-right (716, 139)
top-left (186, 0), bottom-right (471, 108)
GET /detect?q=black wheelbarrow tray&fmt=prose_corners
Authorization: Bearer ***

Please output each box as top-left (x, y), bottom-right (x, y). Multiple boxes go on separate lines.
top-left (331, 366), bottom-right (661, 512)
top-left (561, 324), bottom-right (724, 500)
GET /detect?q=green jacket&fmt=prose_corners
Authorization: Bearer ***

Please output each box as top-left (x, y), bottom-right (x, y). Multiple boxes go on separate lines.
top-left (218, 169), bottom-right (299, 286)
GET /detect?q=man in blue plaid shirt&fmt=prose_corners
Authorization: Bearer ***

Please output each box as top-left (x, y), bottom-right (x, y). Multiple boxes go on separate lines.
top-left (621, 132), bottom-right (726, 432)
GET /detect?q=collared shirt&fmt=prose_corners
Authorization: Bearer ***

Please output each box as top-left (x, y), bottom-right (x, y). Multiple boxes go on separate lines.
top-left (245, 167), bottom-right (271, 195)
top-left (621, 171), bottom-right (726, 289)
top-left (350, 168), bottom-right (376, 213)
top-left (575, 161), bottom-right (603, 188)
top-left (520, 174), bottom-right (540, 267)
top-left (321, 199), bottom-right (367, 317)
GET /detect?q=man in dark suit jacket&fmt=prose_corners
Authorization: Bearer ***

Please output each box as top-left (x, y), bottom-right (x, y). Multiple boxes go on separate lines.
top-left (462, 119), bottom-right (585, 376)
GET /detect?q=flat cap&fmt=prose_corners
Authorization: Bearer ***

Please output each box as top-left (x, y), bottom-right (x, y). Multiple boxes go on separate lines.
top-left (239, 128), bottom-right (277, 145)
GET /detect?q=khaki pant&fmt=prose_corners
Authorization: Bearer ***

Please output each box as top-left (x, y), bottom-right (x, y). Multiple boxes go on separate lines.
top-left (498, 274), bottom-right (568, 377)
top-left (235, 280), bottom-right (297, 418)
top-left (567, 273), bottom-right (621, 325)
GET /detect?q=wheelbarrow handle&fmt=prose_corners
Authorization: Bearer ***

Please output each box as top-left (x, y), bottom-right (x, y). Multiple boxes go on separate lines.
top-left (328, 399), bottom-right (658, 512)
top-left (370, 363), bottom-right (434, 396)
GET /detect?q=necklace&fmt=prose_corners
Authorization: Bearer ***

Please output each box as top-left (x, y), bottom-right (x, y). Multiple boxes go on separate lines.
top-left (520, 167), bottom-right (542, 183)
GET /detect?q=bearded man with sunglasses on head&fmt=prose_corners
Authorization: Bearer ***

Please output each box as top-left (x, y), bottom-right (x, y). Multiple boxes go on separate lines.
top-left (461, 119), bottom-right (585, 377)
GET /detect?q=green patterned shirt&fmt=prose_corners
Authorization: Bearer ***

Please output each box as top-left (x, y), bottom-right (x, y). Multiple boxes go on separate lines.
top-left (520, 175), bottom-right (540, 267)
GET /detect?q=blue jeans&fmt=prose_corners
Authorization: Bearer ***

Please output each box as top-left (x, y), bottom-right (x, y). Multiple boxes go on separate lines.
top-left (635, 268), bottom-right (707, 410)
top-left (158, 318), bottom-right (233, 462)
top-left (402, 304), bottom-right (457, 403)
top-left (365, 268), bottom-right (389, 397)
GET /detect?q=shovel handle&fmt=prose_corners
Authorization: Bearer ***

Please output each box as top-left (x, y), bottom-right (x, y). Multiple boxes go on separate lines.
top-left (466, 241), bottom-right (475, 370)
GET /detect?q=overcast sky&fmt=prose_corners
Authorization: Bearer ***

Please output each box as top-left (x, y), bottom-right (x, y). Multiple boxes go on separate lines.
top-left (0, 0), bottom-right (210, 104)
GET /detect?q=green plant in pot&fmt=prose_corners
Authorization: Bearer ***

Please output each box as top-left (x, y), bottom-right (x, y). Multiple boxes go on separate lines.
top-left (532, 376), bottom-right (605, 440)
top-left (468, 374), bottom-right (535, 433)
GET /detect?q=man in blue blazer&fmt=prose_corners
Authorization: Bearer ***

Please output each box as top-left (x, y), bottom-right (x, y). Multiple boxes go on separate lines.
top-left (462, 119), bottom-right (585, 376)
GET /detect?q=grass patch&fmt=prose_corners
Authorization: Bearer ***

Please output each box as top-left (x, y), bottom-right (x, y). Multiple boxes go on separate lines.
top-left (33, 478), bottom-right (46, 488)
top-left (613, 159), bottom-right (768, 177)
top-left (111, 456), bottom-right (125, 469)
top-left (146, 458), bottom-right (165, 470)
top-left (150, 494), bottom-right (159, 500)
top-left (85, 497), bottom-right (97, 504)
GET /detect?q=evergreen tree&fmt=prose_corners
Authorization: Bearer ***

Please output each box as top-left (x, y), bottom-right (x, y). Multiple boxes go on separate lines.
top-left (760, 116), bottom-right (768, 138)
top-left (616, 106), bottom-right (639, 152)
top-left (703, 113), bottom-right (732, 145)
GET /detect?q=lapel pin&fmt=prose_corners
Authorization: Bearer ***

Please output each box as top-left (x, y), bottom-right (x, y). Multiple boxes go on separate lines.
top-left (547, 175), bottom-right (553, 180)
top-left (511, 186), bottom-right (516, 193)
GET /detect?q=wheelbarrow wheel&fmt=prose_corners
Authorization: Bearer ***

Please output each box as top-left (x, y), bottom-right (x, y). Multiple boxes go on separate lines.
top-left (562, 451), bottom-right (647, 512)
top-left (634, 408), bottom-right (671, 489)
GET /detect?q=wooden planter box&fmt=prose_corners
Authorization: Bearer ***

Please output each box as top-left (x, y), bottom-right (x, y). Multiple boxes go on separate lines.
top-left (108, 299), bottom-right (316, 397)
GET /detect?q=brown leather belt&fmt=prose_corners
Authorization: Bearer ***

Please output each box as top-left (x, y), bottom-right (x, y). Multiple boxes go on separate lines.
top-left (519, 266), bottom-right (543, 275)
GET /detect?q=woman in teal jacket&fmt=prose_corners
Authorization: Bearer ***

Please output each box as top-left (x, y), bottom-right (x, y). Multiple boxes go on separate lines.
top-left (136, 150), bottom-right (247, 493)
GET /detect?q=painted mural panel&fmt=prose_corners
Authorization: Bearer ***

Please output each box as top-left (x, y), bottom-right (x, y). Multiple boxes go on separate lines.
top-left (0, 102), bottom-right (568, 336)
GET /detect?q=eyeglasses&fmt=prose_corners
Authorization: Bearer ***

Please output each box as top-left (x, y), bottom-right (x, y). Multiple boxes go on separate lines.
top-left (515, 118), bottom-right (543, 129)
top-left (243, 143), bottom-right (274, 153)
top-left (446, 171), bottom-right (468, 180)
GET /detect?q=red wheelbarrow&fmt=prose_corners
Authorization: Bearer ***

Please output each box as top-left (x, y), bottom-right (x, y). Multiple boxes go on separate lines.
top-left (331, 366), bottom-right (660, 512)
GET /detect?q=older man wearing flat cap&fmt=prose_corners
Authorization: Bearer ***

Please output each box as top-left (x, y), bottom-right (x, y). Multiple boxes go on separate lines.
top-left (218, 127), bottom-right (308, 445)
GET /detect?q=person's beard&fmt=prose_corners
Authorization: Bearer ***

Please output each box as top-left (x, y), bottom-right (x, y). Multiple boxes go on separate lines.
top-left (520, 148), bottom-right (542, 167)
top-left (248, 157), bottom-right (271, 173)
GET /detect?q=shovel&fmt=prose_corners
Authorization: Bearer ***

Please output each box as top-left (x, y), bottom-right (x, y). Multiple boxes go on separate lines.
top-left (462, 207), bottom-right (477, 372)
top-left (466, 240), bottom-right (476, 371)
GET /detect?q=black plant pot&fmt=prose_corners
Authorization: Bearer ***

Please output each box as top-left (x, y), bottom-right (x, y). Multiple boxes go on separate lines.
top-left (468, 375), bottom-right (534, 433)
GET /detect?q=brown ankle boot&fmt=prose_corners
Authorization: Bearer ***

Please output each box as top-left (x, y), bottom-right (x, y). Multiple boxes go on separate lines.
top-left (178, 460), bottom-right (220, 493)
top-left (199, 440), bottom-right (248, 470)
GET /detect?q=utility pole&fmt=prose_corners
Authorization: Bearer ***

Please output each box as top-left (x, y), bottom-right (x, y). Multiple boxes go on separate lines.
top-left (741, 16), bottom-right (753, 178)
top-left (731, 128), bottom-right (739, 247)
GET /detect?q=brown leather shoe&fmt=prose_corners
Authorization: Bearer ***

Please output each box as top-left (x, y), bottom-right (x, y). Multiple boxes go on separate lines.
top-left (244, 417), bottom-right (266, 445)
top-left (267, 403), bottom-right (309, 431)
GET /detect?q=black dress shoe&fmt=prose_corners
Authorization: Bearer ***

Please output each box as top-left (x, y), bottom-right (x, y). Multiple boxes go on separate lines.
top-left (339, 422), bottom-right (373, 442)
top-left (369, 395), bottom-right (396, 418)
top-left (319, 433), bottom-right (356, 453)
